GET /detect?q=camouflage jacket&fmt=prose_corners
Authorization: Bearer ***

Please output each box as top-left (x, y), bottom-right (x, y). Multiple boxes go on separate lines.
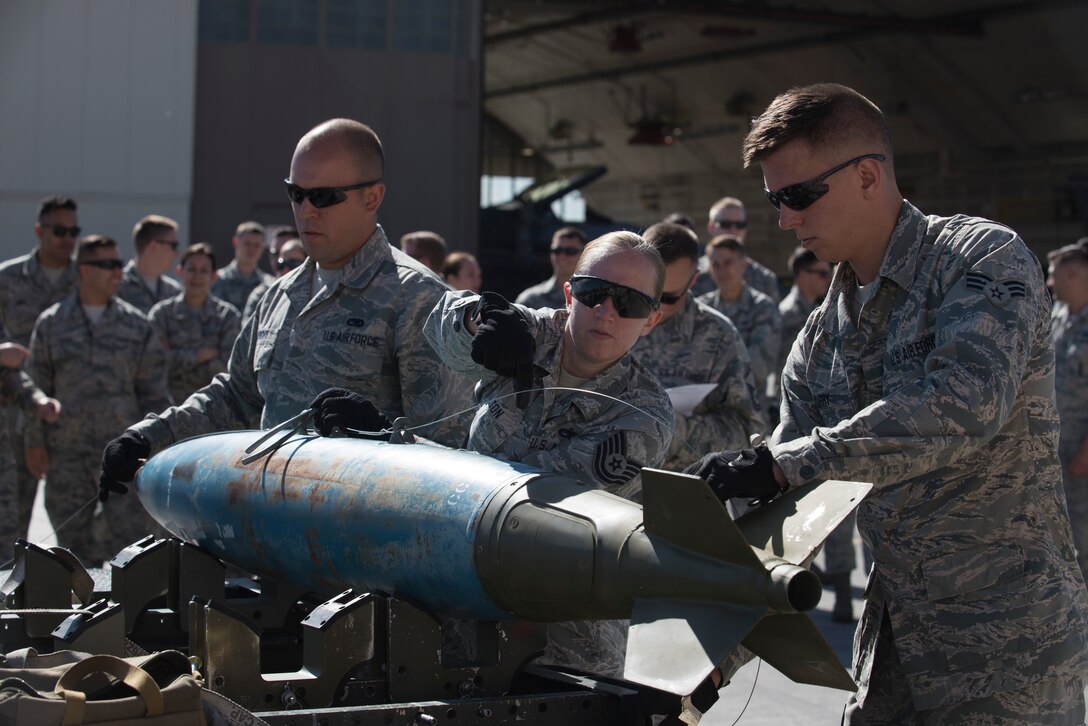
top-left (148, 293), bottom-right (242, 405)
top-left (130, 226), bottom-right (473, 451)
top-left (28, 294), bottom-right (170, 454)
top-left (211, 260), bottom-right (274, 314)
top-left (425, 291), bottom-right (673, 501)
top-left (514, 277), bottom-right (566, 310)
top-left (0, 249), bottom-right (78, 346)
top-left (630, 293), bottom-right (764, 468)
top-left (118, 261), bottom-right (182, 314)
top-left (1052, 303), bottom-right (1088, 442)
top-left (0, 321), bottom-right (46, 414)
top-left (771, 201), bottom-right (1088, 710)
top-left (696, 285), bottom-right (782, 389)
top-left (692, 255), bottom-right (781, 303)
top-left (242, 280), bottom-right (273, 324)
top-left (775, 286), bottom-right (819, 390)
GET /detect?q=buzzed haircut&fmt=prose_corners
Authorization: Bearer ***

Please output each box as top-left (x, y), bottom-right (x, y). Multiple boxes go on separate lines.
top-left (133, 214), bottom-right (178, 253)
top-left (662, 212), bottom-right (696, 232)
top-left (38, 195), bottom-right (77, 221)
top-left (234, 221), bottom-right (265, 238)
top-left (442, 251), bottom-right (477, 279)
top-left (552, 226), bottom-right (587, 246)
top-left (76, 234), bottom-right (118, 261)
top-left (1047, 243), bottom-right (1088, 268)
top-left (788, 246), bottom-right (821, 276)
top-left (575, 231), bottom-right (666, 298)
top-left (400, 231), bottom-right (448, 267)
top-left (743, 83), bottom-right (893, 168)
top-left (708, 196), bottom-right (745, 220)
top-left (643, 222), bottom-right (699, 265)
top-left (300, 118), bottom-right (384, 179)
top-left (180, 242), bottom-right (217, 270)
top-left (706, 234), bottom-right (745, 255)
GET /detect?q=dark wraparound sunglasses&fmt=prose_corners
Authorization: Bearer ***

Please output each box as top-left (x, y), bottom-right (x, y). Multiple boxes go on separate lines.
top-left (659, 271), bottom-right (698, 305)
top-left (765, 153), bottom-right (885, 211)
top-left (80, 259), bottom-right (124, 270)
top-left (711, 219), bottom-right (747, 230)
top-left (569, 275), bottom-right (659, 319)
top-left (550, 246), bottom-right (582, 256)
top-left (277, 257), bottom-right (304, 271)
top-left (51, 225), bottom-right (82, 237)
top-left (284, 178), bottom-right (383, 209)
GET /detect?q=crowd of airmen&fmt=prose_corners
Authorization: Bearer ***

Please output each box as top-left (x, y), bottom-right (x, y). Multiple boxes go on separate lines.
top-left (1, 82), bottom-right (1087, 723)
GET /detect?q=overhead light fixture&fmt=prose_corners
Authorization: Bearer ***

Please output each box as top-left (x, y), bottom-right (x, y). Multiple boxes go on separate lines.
top-left (628, 119), bottom-right (673, 146)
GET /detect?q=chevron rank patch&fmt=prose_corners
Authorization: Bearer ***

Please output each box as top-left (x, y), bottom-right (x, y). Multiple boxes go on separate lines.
top-left (965, 271), bottom-right (1027, 307)
top-left (593, 431), bottom-right (642, 486)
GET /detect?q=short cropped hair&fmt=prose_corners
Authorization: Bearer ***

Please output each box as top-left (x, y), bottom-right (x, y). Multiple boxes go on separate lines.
top-left (38, 195), bottom-right (77, 221)
top-left (180, 242), bottom-right (217, 270)
top-left (575, 231), bottom-right (666, 298)
top-left (301, 118), bottom-right (384, 179)
top-left (708, 197), bottom-right (745, 221)
top-left (643, 222), bottom-right (699, 265)
top-left (1047, 243), bottom-right (1088, 268)
top-left (662, 212), bottom-right (696, 232)
top-left (442, 251), bottom-right (477, 279)
top-left (234, 221), bottom-right (264, 238)
top-left (743, 83), bottom-right (893, 168)
top-left (788, 246), bottom-right (821, 276)
top-left (552, 226), bottom-right (587, 246)
top-left (77, 234), bottom-right (117, 262)
top-left (706, 234), bottom-right (745, 255)
top-left (400, 231), bottom-right (448, 266)
top-left (133, 215), bottom-right (178, 253)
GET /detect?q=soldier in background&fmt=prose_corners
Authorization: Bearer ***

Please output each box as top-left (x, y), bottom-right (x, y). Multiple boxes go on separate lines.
top-left (149, 243), bottom-right (241, 405)
top-left (399, 231), bottom-right (448, 275)
top-left (28, 235), bottom-right (169, 565)
top-left (693, 82), bottom-right (1088, 722)
top-left (0, 328), bottom-right (61, 561)
top-left (0, 195), bottom-right (80, 542)
top-left (242, 238), bottom-right (307, 323)
top-left (99, 118), bottom-right (473, 501)
top-left (515, 227), bottom-right (586, 309)
top-left (442, 251), bottom-right (482, 293)
top-left (691, 197), bottom-right (781, 302)
top-left (1047, 243), bottom-right (1088, 582)
top-left (118, 215), bottom-right (182, 313)
top-left (211, 221), bottom-right (274, 312)
top-left (631, 222), bottom-right (764, 468)
top-left (697, 235), bottom-right (782, 412)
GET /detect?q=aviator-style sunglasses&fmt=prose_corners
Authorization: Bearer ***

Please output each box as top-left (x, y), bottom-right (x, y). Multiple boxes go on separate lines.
top-left (284, 178), bottom-right (383, 209)
top-left (79, 259), bottom-right (124, 270)
top-left (765, 153), bottom-right (885, 211)
top-left (568, 275), bottom-right (660, 319)
top-left (50, 225), bottom-right (82, 237)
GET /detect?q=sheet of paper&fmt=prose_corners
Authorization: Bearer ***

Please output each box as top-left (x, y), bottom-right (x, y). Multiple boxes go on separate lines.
top-left (666, 383), bottom-right (717, 417)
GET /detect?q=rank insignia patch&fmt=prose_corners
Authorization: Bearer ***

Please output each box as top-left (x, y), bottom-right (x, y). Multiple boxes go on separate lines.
top-left (965, 271), bottom-right (1026, 307)
top-left (593, 431), bottom-right (643, 485)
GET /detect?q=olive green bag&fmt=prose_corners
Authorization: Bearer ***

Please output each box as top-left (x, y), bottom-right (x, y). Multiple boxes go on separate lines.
top-left (0, 649), bottom-right (204, 725)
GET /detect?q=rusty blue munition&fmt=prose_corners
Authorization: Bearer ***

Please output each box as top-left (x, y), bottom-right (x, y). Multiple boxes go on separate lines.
top-left (135, 430), bottom-right (870, 696)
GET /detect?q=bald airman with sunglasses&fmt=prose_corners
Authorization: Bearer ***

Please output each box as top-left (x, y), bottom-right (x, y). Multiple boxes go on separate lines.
top-left (689, 83), bottom-right (1088, 723)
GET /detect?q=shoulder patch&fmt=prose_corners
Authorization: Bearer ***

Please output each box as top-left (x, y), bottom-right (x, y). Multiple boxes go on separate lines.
top-left (964, 271), bottom-right (1026, 307)
top-left (592, 431), bottom-right (643, 486)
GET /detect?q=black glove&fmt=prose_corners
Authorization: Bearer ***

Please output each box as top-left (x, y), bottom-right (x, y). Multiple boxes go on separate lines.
top-left (470, 292), bottom-right (535, 408)
top-left (309, 388), bottom-right (391, 438)
top-left (683, 443), bottom-right (783, 506)
top-left (99, 431), bottom-right (150, 503)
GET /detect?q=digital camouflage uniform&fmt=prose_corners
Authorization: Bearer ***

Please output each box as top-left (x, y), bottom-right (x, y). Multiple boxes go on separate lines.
top-left (425, 290), bottom-right (673, 679)
top-left (1052, 302), bottom-right (1088, 582)
top-left (211, 260), bottom-right (274, 314)
top-left (117, 261), bottom-right (182, 314)
top-left (0, 249), bottom-right (78, 541)
top-left (697, 285), bottom-right (782, 409)
top-left (692, 255), bottom-right (781, 302)
top-left (28, 294), bottom-right (170, 565)
top-left (0, 322), bottom-right (51, 562)
top-left (514, 277), bottom-right (566, 310)
top-left (630, 292), bottom-right (764, 469)
top-left (128, 226), bottom-right (472, 452)
top-left (148, 294), bottom-right (242, 404)
top-left (242, 279), bottom-right (272, 324)
top-left (771, 201), bottom-right (1088, 720)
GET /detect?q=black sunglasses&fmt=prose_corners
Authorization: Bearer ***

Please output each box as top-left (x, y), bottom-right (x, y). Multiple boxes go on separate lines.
top-left (80, 259), bottom-right (124, 270)
top-left (50, 224), bottom-right (82, 237)
top-left (277, 257), bottom-right (304, 271)
top-left (568, 275), bottom-right (659, 319)
top-left (711, 219), bottom-right (747, 230)
top-left (284, 178), bottom-right (383, 209)
top-left (765, 153), bottom-right (886, 211)
top-left (550, 246), bottom-right (582, 256)
top-left (659, 271), bottom-right (697, 305)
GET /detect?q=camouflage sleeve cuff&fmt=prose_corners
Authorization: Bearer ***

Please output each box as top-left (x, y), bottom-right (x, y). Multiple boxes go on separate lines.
top-left (423, 291), bottom-right (481, 374)
top-left (770, 432), bottom-right (828, 487)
